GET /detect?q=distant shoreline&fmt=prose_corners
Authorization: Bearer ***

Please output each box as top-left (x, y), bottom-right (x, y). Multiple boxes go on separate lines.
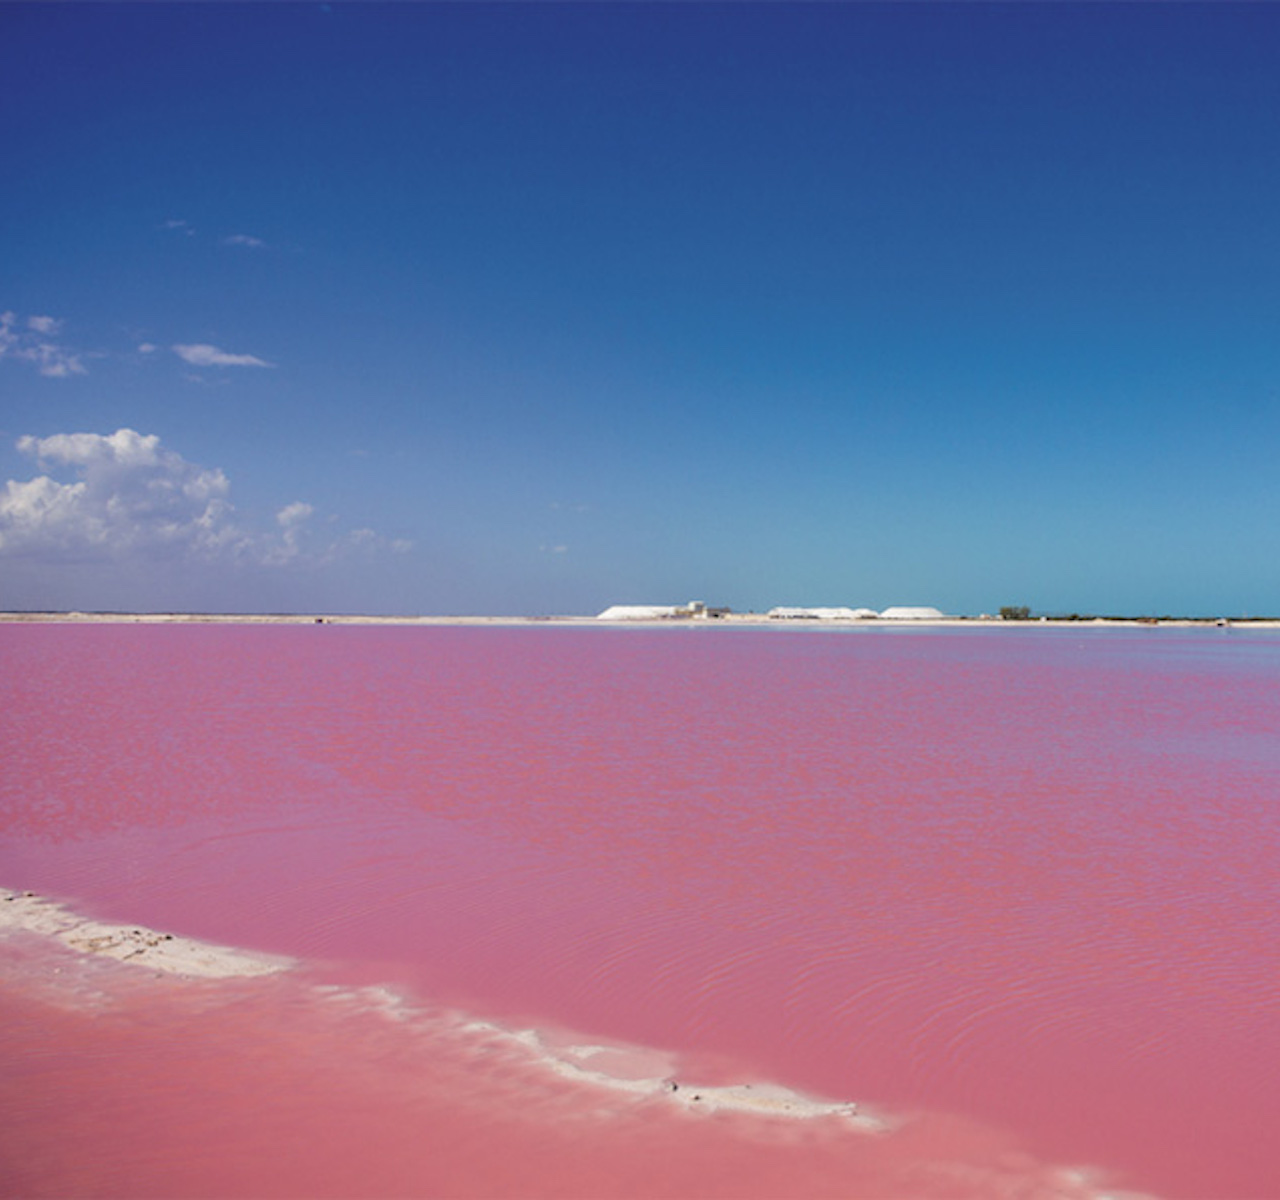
top-left (3, 611), bottom-right (1279, 630)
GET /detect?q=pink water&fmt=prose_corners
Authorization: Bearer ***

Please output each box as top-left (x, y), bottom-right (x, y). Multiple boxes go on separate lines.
top-left (2, 624), bottom-right (1278, 1198)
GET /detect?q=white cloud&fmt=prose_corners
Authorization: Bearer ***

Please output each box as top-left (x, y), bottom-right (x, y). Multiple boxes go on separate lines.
top-left (138, 342), bottom-right (158, 354)
top-left (277, 501), bottom-right (314, 527)
top-left (311, 525), bottom-right (412, 566)
top-left (0, 429), bottom-right (401, 570)
top-left (21, 428), bottom-right (166, 470)
top-left (222, 233), bottom-right (266, 248)
top-left (172, 343), bottom-right (274, 368)
top-left (25, 346), bottom-right (85, 378)
top-left (162, 218), bottom-right (194, 235)
top-left (2, 430), bottom-right (236, 560)
top-left (267, 501), bottom-right (316, 563)
top-left (0, 310), bottom-right (87, 378)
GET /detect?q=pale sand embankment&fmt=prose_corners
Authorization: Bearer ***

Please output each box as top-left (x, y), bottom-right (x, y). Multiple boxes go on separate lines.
top-left (0, 886), bottom-right (881, 1127)
top-left (1, 888), bottom-right (1161, 1197)
top-left (0, 888), bottom-right (292, 978)
top-left (3, 611), bottom-right (1278, 629)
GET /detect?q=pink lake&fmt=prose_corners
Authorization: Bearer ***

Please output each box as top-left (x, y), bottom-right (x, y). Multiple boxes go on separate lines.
top-left (1, 623), bottom-right (1278, 1198)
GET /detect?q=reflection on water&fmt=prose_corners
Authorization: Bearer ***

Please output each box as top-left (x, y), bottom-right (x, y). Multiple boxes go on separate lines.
top-left (2, 624), bottom-right (1279, 1198)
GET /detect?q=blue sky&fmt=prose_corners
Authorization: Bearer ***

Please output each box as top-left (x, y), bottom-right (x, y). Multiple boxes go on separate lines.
top-left (3, 3), bottom-right (1278, 616)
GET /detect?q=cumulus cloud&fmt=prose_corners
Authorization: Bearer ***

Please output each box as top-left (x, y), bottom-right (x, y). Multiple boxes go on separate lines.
top-left (0, 310), bottom-right (87, 377)
top-left (1, 430), bottom-right (236, 560)
top-left (222, 233), bottom-right (266, 248)
top-left (22, 429), bottom-right (167, 470)
top-left (0, 429), bottom-right (400, 569)
top-left (172, 343), bottom-right (273, 368)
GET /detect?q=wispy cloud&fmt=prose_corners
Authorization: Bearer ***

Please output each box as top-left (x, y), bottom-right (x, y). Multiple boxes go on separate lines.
top-left (267, 500), bottom-right (315, 563)
top-left (222, 233), bottom-right (266, 248)
top-left (0, 429), bottom-right (403, 567)
top-left (277, 501), bottom-right (314, 526)
top-left (0, 311), bottom-right (87, 378)
top-left (162, 218), bottom-right (195, 236)
top-left (172, 343), bottom-right (274, 368)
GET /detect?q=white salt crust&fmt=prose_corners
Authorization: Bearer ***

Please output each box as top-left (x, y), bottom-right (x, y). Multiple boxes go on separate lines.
top-left (0, 888), bottom-right (291, 978)
top-left (0, 887), bottom-right (1160, 1197)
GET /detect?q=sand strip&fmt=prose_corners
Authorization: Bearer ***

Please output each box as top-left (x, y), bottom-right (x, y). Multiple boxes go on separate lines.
top-left (3, 886), bottom-right (881, 1128)
top-left (455, 1020), bottom-right (890, 1130)
top-left (0, 888), bottom-right (292, 979)
top-left (3, 890), bottom-right (1165, 1198)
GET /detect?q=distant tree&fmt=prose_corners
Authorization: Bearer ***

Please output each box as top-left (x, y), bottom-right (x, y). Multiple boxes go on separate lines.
top-left (999, 605), bottom-right (1031, 621)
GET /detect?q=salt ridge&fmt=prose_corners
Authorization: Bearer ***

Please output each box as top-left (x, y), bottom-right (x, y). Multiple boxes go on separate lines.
top-left (0, 888), bottom-right (292, 978)
top-left (1, 887), bottom-right (1159, 1198)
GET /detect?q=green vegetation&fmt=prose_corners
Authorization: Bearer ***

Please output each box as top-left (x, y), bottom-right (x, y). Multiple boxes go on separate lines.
top-left (999, 605), bottom-right (1032, 621)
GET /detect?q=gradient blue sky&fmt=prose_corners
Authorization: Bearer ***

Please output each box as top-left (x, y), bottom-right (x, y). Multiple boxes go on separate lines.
top-left (3, 3), bottom-right (1278, 616)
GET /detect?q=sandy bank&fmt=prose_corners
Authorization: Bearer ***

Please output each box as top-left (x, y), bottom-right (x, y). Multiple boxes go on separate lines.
top-left (464, 1020), bottom-right (888, 1130)
top-left (2, 886), bottom-right (882, 1130)
top-left (3, 611), bottom-right (1277, 630)
top-left (2, 889), bottom-right (1164, 1198)
top-left (0, 888), bottom-right (292, 979)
